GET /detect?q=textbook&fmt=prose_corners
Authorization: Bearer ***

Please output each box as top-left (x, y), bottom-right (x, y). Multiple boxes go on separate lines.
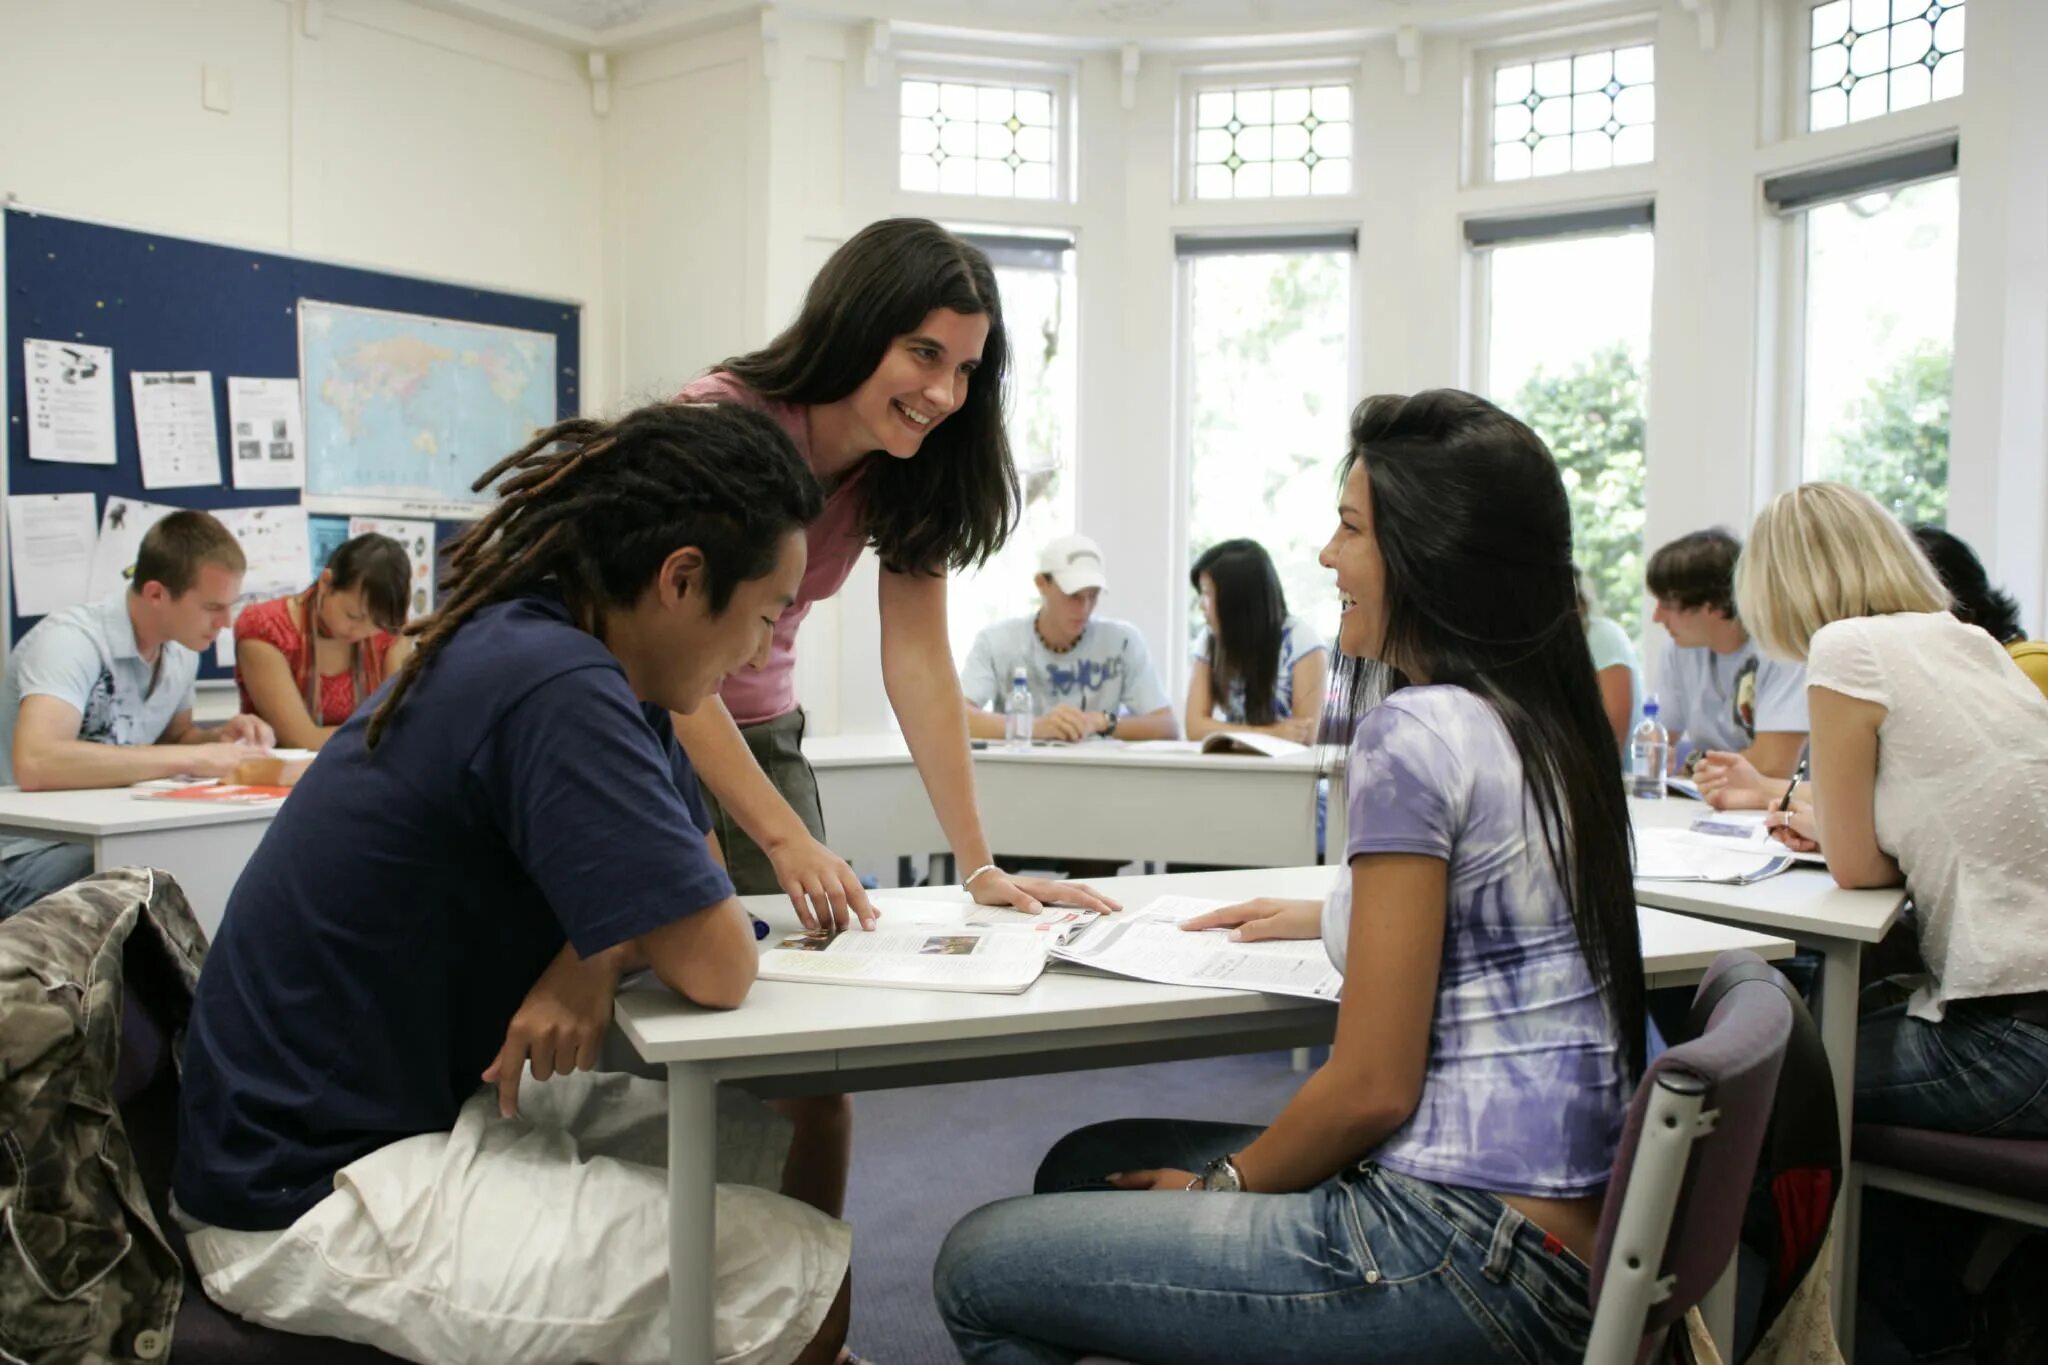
top-left (1633, 828), bottom-right (1794, 884)
top-left (1198, 732), bottom-right (1309, 758)
top-left (756, 897), bottom-right (1098, 995)
top-left (1050, 895), bottom-right (1344, 1002)
top-left (133, 783), bottom-right (291, 805)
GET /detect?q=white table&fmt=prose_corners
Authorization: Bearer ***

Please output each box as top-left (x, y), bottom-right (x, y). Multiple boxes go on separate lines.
top-left (616, 863), bottom-right (1794, 1365)
top-left (806, 733), bottom-right (1330, 870)
top-left (0, 785), bottom-right (281, 938)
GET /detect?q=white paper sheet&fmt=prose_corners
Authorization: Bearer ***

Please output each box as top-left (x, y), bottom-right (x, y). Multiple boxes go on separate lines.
top-left (225, 377), bottom-right (306, 490)
top-left (215, 505), bottom-right (313, 667)
top-left (1051, 896), bottom-right (1344, 1002)
top-left (84, 496), bottom-right (180, 602)
top-left (23, 338), bottom-right (116, 464)
top-left (6, 493), bottom-right (98, 617)
top-left (347, 516), bottom-right (435, 618)
top-left (132, 371), bottom-right (222, 489)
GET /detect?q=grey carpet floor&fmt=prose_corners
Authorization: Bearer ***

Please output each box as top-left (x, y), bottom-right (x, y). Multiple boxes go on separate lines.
top-left (842, 1050), bottom-right (1309, 1365)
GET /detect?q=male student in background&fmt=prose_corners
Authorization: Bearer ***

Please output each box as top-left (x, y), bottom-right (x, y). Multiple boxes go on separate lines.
top-left (1644, 527), bottom-right (1808, 778)
top-left (0, 509), bottom-right (275, 916)
top-left (960, 534), bottom-right (1178, 742)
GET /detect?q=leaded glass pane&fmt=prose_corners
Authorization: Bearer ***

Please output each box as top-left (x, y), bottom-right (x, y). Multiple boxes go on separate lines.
top-left (1490, 42), bottom-right (1655, 182)
top-left (897, 77), bottom-right (1059, 199)
top-left (1190, 82), bottom-right (1355, 199)
top-left (1807, 0), bottom-right (1964, 130)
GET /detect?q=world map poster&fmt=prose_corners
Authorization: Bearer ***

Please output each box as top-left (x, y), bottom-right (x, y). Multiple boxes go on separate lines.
top-left (298, 299), bottom-right (556, 519)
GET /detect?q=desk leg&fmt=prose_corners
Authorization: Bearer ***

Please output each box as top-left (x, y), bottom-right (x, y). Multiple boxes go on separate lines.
top-left (1814, 936), bottom-right (1862, 1347)
top-left (668, 1064), bottom-right (719, 1365)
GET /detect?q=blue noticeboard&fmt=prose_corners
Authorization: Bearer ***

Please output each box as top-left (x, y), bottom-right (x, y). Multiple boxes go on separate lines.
top-left (3, 205), bottom-right (580, 680)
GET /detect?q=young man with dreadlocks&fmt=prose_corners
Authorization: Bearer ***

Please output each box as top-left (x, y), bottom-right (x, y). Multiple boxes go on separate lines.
top-left (173, 403), bottom-right (853, 1365)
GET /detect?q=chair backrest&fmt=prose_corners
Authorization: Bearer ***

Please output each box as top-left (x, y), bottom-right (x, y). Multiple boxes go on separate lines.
top-left (1585, 949), bottom-right (1795, 1365)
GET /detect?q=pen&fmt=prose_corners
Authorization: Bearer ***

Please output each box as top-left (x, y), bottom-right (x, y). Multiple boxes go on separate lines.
top-left (1776, 757), bottom-right (1809, 815)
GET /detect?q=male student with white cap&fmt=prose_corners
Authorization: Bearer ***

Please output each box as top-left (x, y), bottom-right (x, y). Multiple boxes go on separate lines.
top-left (959, 534), bottom-right (1178, 742)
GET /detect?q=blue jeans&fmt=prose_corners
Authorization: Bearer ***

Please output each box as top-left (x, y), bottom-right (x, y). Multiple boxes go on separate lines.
top-left (0, 842), bottom-right (94, 919)
top-left (935, 1118), bottom-right (1595, 1364)
top-left (1855, 985), bottom-right (2048, 1137)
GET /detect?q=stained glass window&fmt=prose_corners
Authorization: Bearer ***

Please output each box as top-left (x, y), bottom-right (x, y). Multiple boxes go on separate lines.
top-left (1191, 85), bottom-right (1353, 200)
top-left (899, 79), bottom-right (1057, 199)
top-left (1808, 0), bottom-right (1964, 131)
top-left (1491, 44), bottom-right (1655, 181)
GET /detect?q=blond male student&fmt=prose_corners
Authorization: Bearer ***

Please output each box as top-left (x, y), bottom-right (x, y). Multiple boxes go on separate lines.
top-left (0, 510), bottom-right (274, 916)
top-left (960, 534), bottom-right (1178, 743)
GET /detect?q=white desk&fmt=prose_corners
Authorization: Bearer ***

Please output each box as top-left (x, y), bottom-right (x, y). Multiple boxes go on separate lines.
top-left (616, 863), bottom-right (1794, 1365)
top-left (806, 733), bottom-right (1329, 869)
top-left (0, 786), bottom-right (280, 939)
top-left (1627, 796), bottom-right (1905, 1340)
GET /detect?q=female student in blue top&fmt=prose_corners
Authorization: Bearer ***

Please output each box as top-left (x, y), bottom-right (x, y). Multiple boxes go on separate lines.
top-left (175, 404), bottom-right (855, 1365)
top-left (935, 389), bottom-right (1646, 1364)
top-left (1183, 537), bottom-right (1328, 743)
top-left (675, 220), bottom-right (1113, 925)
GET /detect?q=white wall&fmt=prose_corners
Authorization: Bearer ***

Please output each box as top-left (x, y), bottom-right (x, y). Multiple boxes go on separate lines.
top-left (0, 0), bottom-right (607, 410)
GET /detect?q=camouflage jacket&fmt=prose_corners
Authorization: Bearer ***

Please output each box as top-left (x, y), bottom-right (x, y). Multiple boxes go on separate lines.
top-left (0, 869), bottom-right (205, 1365)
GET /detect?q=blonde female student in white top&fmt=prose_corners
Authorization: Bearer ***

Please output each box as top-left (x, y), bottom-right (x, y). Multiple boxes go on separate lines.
top-left (1737, 482), bottom-right (2048, 1139)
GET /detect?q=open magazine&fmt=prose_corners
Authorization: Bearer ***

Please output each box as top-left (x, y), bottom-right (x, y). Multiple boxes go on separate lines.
top-left (756, 896), bottom-right (1099, 995)
top-left (1050, 895), bottom-right (1343, 1002)
top-left (1634, 827), bottom-right (1795, 884)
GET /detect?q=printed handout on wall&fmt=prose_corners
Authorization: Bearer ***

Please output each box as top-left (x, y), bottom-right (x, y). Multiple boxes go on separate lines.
top-left (23, 338), bottom-right (117, 465)
top-left (132, 371), bottom-right (223, 489)
top-left (226, 377), bottom-right (306, 490)
top-left (214, 505), bottom-right (312, 668)
top-left (5, 493), bottom-right (97, 618)
top-left (348, 516), bottom-right (435, 619)
top-left (84, 496), bottom-right (179, 602)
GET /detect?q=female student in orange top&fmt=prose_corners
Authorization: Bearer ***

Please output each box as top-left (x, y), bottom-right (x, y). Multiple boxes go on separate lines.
top-left (233, 534), bottom-right (415, 749)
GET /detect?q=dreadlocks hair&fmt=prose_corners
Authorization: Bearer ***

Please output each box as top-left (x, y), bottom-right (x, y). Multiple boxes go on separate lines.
top-left (365, 402), bottom-right (823, 750)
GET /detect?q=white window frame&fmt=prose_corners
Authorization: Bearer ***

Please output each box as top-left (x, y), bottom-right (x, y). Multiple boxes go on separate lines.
top-left (1462, 203), bottom-right (1656, 400)
top-left (1780, 0), bottom-right (1967, 140)
top-left (1761, 140), bottom-right (1961, 503)
top-left (1169, 230), bottom-right (1361, 698)
top-left (1177, 62), bottom-right (1363, 206)
top-left (894, 56), bottom-right (1078, 205)
top-left (1466, 21), bottom-right (1659, 190)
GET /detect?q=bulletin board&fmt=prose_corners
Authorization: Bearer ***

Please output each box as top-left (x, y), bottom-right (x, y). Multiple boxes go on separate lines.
top-left (3, 204), bottom-right (581, 679)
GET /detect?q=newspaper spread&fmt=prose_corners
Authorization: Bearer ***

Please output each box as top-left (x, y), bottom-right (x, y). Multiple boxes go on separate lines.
top-left (756, 897), bottom-right (1099, 995)
top-left (1051, 895), bottom-right (1343, 1002)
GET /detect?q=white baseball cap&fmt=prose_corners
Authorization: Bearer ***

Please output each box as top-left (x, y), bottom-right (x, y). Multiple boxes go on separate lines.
top-left (1038, 534), bottom-right (1107, 595)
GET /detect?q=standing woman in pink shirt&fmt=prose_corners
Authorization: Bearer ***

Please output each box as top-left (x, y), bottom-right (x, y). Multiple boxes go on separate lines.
top-left (674, 218), bottom-right (1116, 931)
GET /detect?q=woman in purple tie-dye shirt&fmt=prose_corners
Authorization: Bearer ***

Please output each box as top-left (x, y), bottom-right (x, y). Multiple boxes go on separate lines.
top-left (936, 390), bottom-right (1647, 1364)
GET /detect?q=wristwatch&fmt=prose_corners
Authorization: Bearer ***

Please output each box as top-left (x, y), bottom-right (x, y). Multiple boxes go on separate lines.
top-left (1199, 1154), bottom-right (1245, 1193)
top-left (1100, 711), bottom-right (1119, 738)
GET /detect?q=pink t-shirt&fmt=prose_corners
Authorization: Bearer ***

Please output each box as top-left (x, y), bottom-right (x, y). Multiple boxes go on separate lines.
top-left (674, 372), bottom-right (872, 725)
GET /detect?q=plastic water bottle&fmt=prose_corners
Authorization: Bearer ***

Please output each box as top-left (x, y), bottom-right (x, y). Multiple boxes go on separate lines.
top-left (1004, 666), bottom-right (1034, 751)
top-left (1629, 696), bottom-right (1668, 799)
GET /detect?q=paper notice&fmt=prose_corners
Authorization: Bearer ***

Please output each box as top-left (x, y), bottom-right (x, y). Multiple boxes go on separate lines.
top-left (225, 377), bottom-right (305, 490)
top-left (6, 493), bottom-right (97, 617)
top-left (215, 505), bottom-right (313, 668)
top-left (132, 371), bottom-right (222, 488)
top-left (23, 338), bottom-right (116, 464)
top-left (84, 496), bottom-right (180, 602)
top-left (347, 516), bottom-right (435, 618)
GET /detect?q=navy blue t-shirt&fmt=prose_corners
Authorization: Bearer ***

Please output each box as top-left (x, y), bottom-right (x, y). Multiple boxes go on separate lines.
top-left (174, 590), bottom-right (734, 1231)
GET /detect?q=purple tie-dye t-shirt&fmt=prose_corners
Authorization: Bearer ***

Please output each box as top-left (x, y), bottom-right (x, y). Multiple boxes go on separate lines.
top-left (1321, 685), bottom-right (1627, 1198)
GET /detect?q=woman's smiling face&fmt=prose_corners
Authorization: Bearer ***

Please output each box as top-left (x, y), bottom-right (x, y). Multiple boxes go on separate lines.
top-left (841, 307), bottom-right (990, 460)
top-left (1319, 458), bottom-right (1387, 660)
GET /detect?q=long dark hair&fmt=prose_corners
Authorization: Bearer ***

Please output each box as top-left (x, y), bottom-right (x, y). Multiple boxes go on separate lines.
top-left (1334, 389), bottom-right (1645, 1078)
top-left (1191, 538), bottom-right (1288, 724)
top-left (718, 218), bottom-right (1019, 576)
top-left (367, 403), bottom-right (823, 749)
top-left (1911, 524), bottom-right (2018, 643)
top-left (325, 533), bottom-right (411, 633)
